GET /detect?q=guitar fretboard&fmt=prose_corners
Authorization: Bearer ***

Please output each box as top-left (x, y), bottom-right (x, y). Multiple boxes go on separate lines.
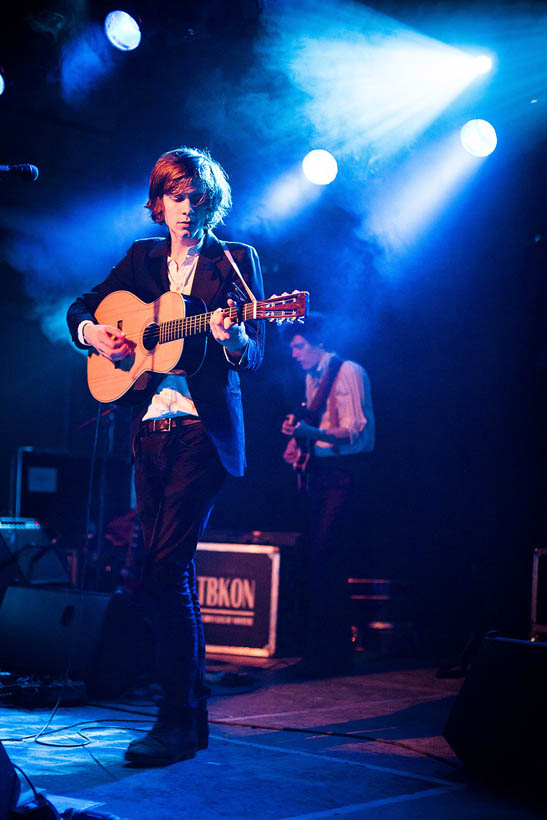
top-left (158, 303), bottom-right (257, 344)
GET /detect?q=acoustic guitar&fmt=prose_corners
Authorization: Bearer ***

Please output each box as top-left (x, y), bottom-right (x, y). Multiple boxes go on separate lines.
top-left (87, 289), bottom-right (309, 403)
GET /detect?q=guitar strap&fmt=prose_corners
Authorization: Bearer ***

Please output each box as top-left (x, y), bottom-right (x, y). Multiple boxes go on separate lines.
top-left (305, 355), bottom-right (344, 426)
top-left (289, 356), bottom-right (344, 491)
top-left (220, 242), bottom-right (258, 304)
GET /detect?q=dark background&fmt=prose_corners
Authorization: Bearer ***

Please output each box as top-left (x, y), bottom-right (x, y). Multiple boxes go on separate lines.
top-left (1, 0), bottom-right (546, 660)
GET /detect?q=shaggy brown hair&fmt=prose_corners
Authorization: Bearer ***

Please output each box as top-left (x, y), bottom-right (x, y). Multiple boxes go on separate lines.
top-left (146, 146), bottom-right (232, 229)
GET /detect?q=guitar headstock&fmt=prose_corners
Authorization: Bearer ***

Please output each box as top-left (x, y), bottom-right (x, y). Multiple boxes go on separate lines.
top-left (257, 291), bottom-right (310, 325)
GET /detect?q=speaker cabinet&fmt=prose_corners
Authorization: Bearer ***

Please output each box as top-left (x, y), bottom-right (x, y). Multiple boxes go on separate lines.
top-left (443, 633), bottom-right (547, 780)
top-left (0, 586), bottom-right (151, 698)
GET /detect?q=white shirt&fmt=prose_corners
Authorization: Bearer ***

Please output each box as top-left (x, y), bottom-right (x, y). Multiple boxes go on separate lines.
top-left (306, 351), bottom-right (375, 457)
top-left (142, 240), bottom-right (204, 421)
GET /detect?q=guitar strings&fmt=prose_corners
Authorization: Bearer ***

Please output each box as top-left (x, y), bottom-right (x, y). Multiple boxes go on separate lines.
top-left (113, 304), bottom-right (244, 344)
top-left (106, 299), bottom-right (299, 345)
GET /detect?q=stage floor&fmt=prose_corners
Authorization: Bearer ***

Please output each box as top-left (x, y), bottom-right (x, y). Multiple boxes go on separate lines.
top-left (2, 656), bottom-right (544, 819)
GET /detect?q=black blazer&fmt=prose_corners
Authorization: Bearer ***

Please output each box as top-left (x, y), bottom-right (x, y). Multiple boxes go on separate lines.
top-left (67, 231), bottom-right (265, 476)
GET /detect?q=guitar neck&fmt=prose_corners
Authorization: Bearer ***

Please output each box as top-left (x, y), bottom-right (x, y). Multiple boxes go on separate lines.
top-left (159, 302), bottom-right (258, 344)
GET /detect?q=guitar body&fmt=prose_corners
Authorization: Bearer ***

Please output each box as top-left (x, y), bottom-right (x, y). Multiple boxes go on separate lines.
top-left (87, 290), bottom-right (207, 403)
top-left (290, 404), bottom-right (318, 493)
top-left (286, 357), bottom-right (343, 492)
top-left (85, 287), bottom-right (309, 403)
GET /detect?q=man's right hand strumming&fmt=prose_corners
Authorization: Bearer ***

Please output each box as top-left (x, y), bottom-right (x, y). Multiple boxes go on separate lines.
top-left (83, 323), bottom-right (132, 361)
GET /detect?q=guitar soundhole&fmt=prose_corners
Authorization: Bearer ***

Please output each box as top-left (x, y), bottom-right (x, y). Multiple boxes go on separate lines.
top-left (142, 322), bottom-right (160, 351)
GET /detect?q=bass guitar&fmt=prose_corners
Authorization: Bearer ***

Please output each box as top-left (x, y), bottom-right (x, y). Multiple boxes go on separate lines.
top-left (87, 289), bottom-right (309, 403)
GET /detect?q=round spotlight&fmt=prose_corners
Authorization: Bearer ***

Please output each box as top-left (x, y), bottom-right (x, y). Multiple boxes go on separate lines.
top-left (104, 10), bottom-right (141, 51)
top-left (0, 73), bottom-right (5, 96)
top-left (302, 149), bottom-right (338, 185)
top-left (460, 119), bottom-right (497, 157)
top-left (471, 55), bottom-right (493, 75)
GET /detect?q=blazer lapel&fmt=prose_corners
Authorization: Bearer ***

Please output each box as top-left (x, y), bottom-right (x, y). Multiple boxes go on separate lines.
top-left (149, 238), bottom-right (170, 295)
top-left (191, 231), bottom-right (232, 309)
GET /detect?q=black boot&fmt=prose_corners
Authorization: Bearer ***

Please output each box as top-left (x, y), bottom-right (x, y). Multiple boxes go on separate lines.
top-left (196, 707), bottom-right (209, 750)
top-left (125, 706), bottom-right (208, 767)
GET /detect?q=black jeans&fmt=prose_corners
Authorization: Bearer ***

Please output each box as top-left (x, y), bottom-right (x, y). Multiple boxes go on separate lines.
top-left (134, 420), bottom-right (226, 719)
top-left (303, 456), bottom-right (363, 668)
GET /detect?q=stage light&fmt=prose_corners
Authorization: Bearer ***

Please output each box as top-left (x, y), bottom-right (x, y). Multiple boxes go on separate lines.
top-left (104, 10), bottom-right (141, 51)
top-left (261, 0), bottom-right (500, 164)
top-left (0, 72), bottom-right (5, 96)
top-left (460, 119), bottom-right (497, 157)
top-left (302, 149), bottom-right (338, 185)
top-left (470, 55), bottom-right (493, 75)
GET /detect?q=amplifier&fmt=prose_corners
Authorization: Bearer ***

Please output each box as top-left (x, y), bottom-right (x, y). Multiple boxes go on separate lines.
top-left (196, 536), bottom-right (302, 657)
top-left (10, 446), bottom-right (132, 549)
top-left (0, 517), bottom-right (69, 587)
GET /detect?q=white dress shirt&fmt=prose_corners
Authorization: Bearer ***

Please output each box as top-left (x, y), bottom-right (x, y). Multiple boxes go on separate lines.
top-left (142, 240), bottom-right (204, 420)
top-left (306, 351), bottom-right (375, 457)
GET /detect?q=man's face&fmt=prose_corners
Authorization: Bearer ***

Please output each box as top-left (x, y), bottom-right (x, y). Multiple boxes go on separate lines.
top-left (162, 180), bottom-right (208, 244)
top-left (290, 334), bottom-right (323, 371)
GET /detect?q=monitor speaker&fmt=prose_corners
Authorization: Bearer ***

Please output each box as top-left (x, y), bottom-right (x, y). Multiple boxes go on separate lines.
top-left (443, 632), bottom-right (547, 781)
top-left (0, 586), bottom-right (151, 698)
top-left (0, 740), bottom-right (20, 817)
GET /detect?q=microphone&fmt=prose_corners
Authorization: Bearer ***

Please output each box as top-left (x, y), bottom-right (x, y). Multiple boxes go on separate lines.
top-left (0, 163), bottom-right (39, 181)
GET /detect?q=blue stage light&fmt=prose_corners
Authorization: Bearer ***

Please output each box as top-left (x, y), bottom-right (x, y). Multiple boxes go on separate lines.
top-left (470, 55), bottom-right (493, 75)
top-left (104, 10), bottom-right (141, 51)
top-left (302, 149), bottom-right (338, 185)
top-left (460, 119), bottom-right (497, 157)
top-left (0, 72), bottom-right (5, 96)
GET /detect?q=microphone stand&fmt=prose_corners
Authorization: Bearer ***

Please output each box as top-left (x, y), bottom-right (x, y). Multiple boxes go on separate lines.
top-left (75, 407), bottom-right (116, 590)
top-left (95, 408), bottom-right (115, 591)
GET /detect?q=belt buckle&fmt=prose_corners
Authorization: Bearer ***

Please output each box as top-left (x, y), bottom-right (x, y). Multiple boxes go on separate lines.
top-left (149, 418), bottom-right (170, 433)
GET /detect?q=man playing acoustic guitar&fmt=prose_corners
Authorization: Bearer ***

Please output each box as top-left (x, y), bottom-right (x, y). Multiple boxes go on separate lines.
top-left (281, 315), bottom-right (375, 678)
top-left (67, 147), bottom-right (265, 766)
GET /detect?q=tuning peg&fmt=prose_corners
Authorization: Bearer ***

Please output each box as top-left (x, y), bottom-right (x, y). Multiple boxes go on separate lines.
top-left (281, 291), bottom-right (288, 296)
top-left (271, 293), bottom-right (278, 298)
top-left (297, 318), bottom-right (305, 323)
top-left (292, 289), bottom-right (300, 294)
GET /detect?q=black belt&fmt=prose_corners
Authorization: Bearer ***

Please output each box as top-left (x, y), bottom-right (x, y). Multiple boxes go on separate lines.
top-left (141, 416), bottom-right (201, 434)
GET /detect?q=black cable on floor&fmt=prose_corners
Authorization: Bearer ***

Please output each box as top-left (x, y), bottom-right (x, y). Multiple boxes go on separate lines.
top-left (207, 719), bottom-right (462, 769)
top-left (87, 702), bottom-right (460, 770)
top-left (1, 718), bottom-right (152, 745)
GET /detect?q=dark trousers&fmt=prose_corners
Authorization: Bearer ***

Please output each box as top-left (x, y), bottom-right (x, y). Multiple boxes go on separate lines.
top-left (303, 456), bottom-right (362, 670)
top-left (134, 420), bottom-right (226, 720)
